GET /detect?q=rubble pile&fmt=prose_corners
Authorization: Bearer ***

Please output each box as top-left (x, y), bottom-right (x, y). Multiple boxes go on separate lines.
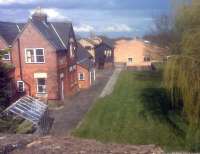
top-left (0, 134), bottom-right (163, 154)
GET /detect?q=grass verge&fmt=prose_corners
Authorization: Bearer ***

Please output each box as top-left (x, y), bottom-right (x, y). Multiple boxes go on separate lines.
top-left (73, 70), bottom-right (186, 152)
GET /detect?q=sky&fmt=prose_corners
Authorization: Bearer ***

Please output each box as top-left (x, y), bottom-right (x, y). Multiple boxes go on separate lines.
top-left (0, 0), bottom-right (172, 38)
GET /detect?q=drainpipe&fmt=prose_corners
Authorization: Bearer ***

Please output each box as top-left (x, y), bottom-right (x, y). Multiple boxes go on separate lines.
top-left (17, 39), bottom-right (23, 80)
top-left (17, 38), bottom-right (31, 96)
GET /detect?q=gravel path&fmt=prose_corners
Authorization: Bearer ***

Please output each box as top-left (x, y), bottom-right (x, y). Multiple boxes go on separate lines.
top-left (50, 69), bottom-right (113, 136)
top-left (100, 68), bottom-right (122, 98)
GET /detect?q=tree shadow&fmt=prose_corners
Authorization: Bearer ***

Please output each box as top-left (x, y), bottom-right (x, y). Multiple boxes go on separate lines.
top-left (139, 87), bottom-right (185, 137)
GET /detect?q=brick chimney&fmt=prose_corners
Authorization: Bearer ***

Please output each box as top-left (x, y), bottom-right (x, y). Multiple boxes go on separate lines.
top-left (32, 7), bottom-right (48, 23)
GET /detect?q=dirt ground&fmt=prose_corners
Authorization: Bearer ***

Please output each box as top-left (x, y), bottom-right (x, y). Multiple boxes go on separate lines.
top-left (50, 68), bottom-right (114, 136)
top-left (0, 134), bottom-right (163, 154)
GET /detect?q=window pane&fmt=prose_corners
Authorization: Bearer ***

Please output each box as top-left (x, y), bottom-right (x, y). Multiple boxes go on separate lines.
top-left (26, 49), bottom-right (34, 62)
top-left (37, 78), bottom-right (46, 93)
top-left (3, 53), bottom-right (10, 60)
top-left (38, 85), bottom-right (46, 93)
top-left (17, 81), bottom-right (24, 92)
top-left (79, 73), bottom-right (84, 80)
top-left (38, 78), bottom-right (45, 85)
top-left (36, 56), bottom-right (44, 62)
top-left (36, 49), bottom-right (44, 55)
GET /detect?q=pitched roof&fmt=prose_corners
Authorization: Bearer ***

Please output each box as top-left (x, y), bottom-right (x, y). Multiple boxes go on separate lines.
top-left (77, 43), bottom-right (93, 69)
top-left (50, 22), bottom-right (72, 47)
top-left (31, 19), bottom-right (72, 50)
top-left (0, 19), bottom-right (73, 51)
top-left (0, 22), bottom-right (25, 45)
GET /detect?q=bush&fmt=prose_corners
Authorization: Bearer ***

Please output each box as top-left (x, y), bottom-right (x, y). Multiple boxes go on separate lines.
top-left (16, 120), bottom-right (35, 134)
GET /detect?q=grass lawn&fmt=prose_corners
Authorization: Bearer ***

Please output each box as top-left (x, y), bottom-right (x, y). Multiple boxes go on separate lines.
top-left (73, 70), bottom-right (186, 152)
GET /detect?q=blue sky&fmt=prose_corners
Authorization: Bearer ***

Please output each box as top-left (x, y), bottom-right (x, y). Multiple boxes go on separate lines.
top-left (0, 0), bottom-right (172, 38)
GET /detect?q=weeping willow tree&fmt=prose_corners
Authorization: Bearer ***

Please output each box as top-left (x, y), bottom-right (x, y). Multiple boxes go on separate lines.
top-left (164, 1), bottom-right (200, 150)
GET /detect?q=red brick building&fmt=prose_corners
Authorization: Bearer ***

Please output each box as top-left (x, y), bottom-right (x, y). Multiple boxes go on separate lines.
top-left (0, 10), bottom-right (79, 101)
top-left (77, 43), bottom-right (96, 89)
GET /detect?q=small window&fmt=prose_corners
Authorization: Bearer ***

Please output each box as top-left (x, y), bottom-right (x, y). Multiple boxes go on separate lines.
top-left (2, 52), bottom-right (11, 60)
top-left (79, 73), bottom-right (84, 81)
top-left (128, 58), bottom-right (133, 63)
top-left (37, 78), bottom-right (46, 93)
top-left (17, 81), bottom-right (25, 92)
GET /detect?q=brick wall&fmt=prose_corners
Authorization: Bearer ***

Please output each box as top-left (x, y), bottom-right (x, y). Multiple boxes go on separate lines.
top-left (77, 65), bottom-right (90, 89)
top-left (12, 23), bottom-right (59, 100)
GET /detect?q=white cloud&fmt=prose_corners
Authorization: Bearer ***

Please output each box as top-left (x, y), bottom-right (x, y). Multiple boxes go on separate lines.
top-left (30, 8), bottom-right (69, 21)
top-left (74, 24), bottom-right (95, 32)
top-left (0, 0), bottom-right (39, 5)
top-left (104, 24), bottom-right (132, 32)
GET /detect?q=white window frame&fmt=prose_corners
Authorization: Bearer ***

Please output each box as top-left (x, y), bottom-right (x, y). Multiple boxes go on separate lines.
top-left (17, 81), bottom-right (25, 92)
top-left (25, 48), bottom-right (45, 64)
top-left (2, 52), bottom-right (11, 60)
top-left (1, 49), bottom-right (11, 60)
top-left (36, 78), bottom-right (47, 94)
top-left (78, 73), bottom-right (85, 81)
